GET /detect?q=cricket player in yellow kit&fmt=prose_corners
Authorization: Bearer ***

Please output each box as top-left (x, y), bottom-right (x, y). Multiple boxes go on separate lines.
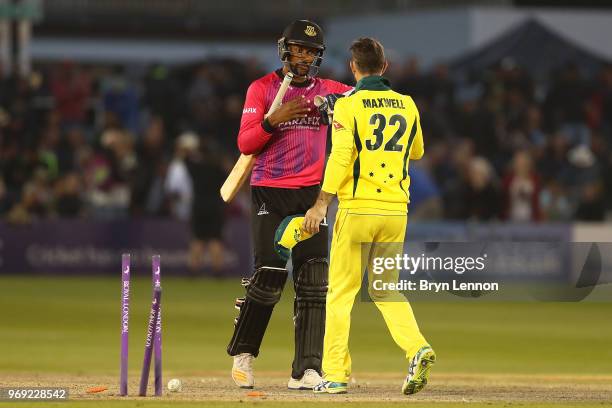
top-left (303, 38), bottom-right (435, 395)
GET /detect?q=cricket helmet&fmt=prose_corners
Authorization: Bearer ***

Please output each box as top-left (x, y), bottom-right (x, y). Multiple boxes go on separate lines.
top-left (278, 19), bottom-right (325, 77)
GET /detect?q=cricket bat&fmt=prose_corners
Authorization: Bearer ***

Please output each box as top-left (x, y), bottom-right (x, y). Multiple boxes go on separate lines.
top-left (220, 72), bottom-right (294, 202)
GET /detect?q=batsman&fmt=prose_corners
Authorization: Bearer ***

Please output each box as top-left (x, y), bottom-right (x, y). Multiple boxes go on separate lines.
top-left (226, 19), bottom-right (351, 390)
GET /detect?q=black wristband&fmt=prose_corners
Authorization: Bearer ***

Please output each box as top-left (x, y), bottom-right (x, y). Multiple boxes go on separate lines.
top-left (262, 118), bottom-right (275, 133)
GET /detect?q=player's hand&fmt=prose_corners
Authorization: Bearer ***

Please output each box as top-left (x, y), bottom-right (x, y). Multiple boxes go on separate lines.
top-left (267, 95), bottom-right (311, 127)
top-left (316, 93), bottom-right (344, 125)
top-left (303, 204), bottom-right (326, 234)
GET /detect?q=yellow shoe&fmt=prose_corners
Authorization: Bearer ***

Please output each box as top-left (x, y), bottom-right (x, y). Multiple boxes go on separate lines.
top-left (313, 380), bottom-right (348, 394)
top-left (402, 346), bottom-right (436, 395)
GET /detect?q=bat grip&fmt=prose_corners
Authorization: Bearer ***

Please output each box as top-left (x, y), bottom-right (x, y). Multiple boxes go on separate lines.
top-left (266, 72), bottom-right (293, 118)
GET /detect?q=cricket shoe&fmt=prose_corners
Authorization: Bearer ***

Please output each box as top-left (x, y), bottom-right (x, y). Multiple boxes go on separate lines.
top-left (313, 380), bottom-right (348, 394)
top-left (232, 353), bottom-right (254, 389)
top-left (402, 345), bottom-right (436, 395)
top-left (288, 369), bottom-right (323, 390)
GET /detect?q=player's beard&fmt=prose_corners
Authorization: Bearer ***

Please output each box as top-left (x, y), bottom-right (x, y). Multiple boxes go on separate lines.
top-left (289, 61), bottom-right (312, 80)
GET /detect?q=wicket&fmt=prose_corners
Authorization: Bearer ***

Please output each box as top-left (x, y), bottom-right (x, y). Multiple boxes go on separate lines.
top-left (152, 255), bottom-right (163, 396)
top-left (119, 253), bottom-right (163, 397)
top-left (139, 287), bottom-right (162, 396)
top-left (120, 254), bottom-right (130, 396)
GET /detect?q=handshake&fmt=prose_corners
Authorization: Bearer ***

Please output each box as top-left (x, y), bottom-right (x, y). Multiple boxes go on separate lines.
top-left (315, 93), bottom-right (345, 125)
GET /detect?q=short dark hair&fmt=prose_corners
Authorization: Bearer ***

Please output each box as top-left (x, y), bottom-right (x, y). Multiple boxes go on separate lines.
top-left (349, 37), bottom-right (385, 74)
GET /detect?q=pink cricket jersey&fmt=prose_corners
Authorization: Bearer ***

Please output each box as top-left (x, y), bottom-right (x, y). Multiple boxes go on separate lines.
top-left (237, 70), bottom-right (352, 188)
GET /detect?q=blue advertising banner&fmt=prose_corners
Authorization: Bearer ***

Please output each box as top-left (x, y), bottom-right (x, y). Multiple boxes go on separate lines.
top-left (0, 217), bottom-right (252, 276)
top-left (2, 213), bottom-right (602, 290)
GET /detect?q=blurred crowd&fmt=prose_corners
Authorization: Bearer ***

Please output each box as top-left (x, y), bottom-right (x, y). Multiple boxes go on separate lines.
top-left (1, 56), bottom-right (611, 227)
top-left (380, 58), bottom-right (612, 222)
top-left (0, 60), bottom-right (256, 225)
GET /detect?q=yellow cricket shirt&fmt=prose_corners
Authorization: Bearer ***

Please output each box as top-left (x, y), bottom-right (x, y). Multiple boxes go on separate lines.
top-left (321, 76), bottom-right (424, 212)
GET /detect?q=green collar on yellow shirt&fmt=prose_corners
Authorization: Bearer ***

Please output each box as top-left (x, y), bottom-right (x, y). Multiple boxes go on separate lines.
top-left (353, 75), bottom-right (391, 92)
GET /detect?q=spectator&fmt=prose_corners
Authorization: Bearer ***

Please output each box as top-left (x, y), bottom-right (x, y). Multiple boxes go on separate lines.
top-left (441, 138), bottom-right (475, 216)
top-left (57, 125), bottom-right (88, 173)
top-left (501, 150), bottom-right (541, 222)
top-left (82, 129), bottom-right (132, 219)
top-left (101, 66), bottom-right (141, 134)
top-left (396, 57), bottom-right (425, 100)
top-left (574, 181), bottom-right (606, 221)
top-left (165, 132), bottom-right (198, 221)
top-left (49, 61), bottom-right (92, 127)
top-left (7, 176), bottom-right (50, 224)
top-left (453, 83), bottom-right (499, 158)
top-left (446, 156), bottom-right (500, 221)
top-left (540, 181), bottom-right (573, 221)
top-left (143, 64), bottom-right (181, 136)
top-left (187, 64), bottom-right (219, 136)
top-left (130, 117), bottom-right (167, 216)
top-left (55, 172), bottom-right (84, 217)
top-left (537, 132), bottom-right (572, 184)
top-left (185, 138), bottom-right (227, 275)
top-left (427, 63), bottom-right (455, 115)
top-left (2, 58), bottom-right (611, 224)
top-left (523, 104), bottom-right (547, 147)
top-left (545, 63), bottom-right (590, 145)
top-left (407, 165), bottom-right (443, 220)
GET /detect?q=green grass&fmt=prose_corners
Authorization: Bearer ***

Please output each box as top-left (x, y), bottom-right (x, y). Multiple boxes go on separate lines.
top-left (1, 275), bottom-right (612, 408)
top-left (1, 275), bottom-right (611, 377)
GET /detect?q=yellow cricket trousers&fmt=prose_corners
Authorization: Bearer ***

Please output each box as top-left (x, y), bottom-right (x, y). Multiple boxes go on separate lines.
top-left (322, 208), bottom-right (429, 383)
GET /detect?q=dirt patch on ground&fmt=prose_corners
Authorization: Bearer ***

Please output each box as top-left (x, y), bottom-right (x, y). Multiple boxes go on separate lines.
top-left (2, 372), bottom-right (612, 403)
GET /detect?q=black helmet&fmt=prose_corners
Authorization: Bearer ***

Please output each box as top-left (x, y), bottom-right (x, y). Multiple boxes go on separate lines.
top-left (278, 20), bottom-right (325, 77)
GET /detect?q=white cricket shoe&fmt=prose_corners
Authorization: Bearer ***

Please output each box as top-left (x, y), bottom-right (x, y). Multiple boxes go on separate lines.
top-left (288, 369), bottom-right (323, 390)
top-left (232, 353), bottom-right (254, 389)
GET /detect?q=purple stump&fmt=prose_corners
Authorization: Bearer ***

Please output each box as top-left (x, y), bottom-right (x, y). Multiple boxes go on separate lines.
top-left (139, 287), bottom-right (161, 396)
top-left (120, 253), bottom-right (131, 396)
top-left (152, 255), bottom-right (162, 396)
